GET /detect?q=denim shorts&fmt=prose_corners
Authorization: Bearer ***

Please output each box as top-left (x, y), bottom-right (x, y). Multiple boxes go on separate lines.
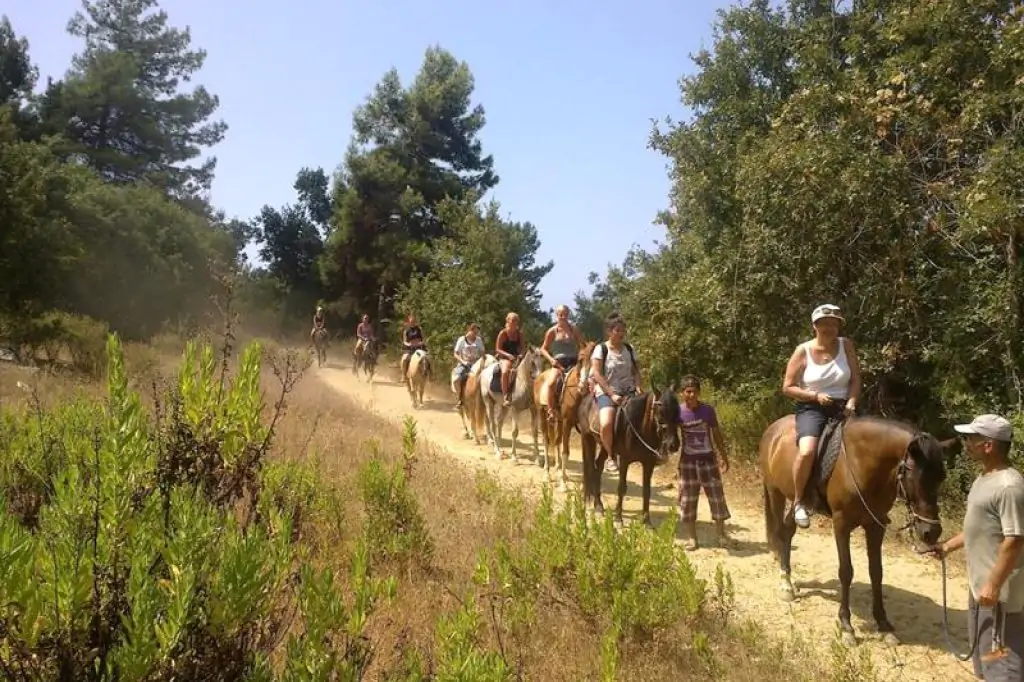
top-left (595, 394), bottom-right (615, 410)
top-left (794, 400), bottom-right (847, 439)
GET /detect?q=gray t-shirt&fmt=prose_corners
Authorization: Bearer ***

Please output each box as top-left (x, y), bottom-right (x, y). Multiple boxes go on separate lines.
top-left (454, 335), bottom-right (485, 365)
top-left (964, 467), bottom-right (1024, 613)
top-left (591, 343), bottom-right (637, 397)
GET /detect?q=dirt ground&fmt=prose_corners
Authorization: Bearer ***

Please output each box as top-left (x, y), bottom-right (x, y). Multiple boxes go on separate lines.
top-left (315, 350), bottom-right (982, 682)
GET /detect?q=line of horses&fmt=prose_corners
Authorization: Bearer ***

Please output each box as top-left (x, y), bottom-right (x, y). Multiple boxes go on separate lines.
top-left (348, 336), bottom-right (958, 649)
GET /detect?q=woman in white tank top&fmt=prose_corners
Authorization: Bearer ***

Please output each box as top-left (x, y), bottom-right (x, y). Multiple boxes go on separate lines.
top-left (781, 304), bottom-right (863, 529)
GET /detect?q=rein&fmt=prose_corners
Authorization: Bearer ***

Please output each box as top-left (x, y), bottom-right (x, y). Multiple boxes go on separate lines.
top-left (620, 393), bottom-right (667, 461)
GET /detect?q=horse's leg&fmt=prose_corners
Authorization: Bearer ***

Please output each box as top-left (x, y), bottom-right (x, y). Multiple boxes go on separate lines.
top-left (558, 416), bottom-right (570, 492)
top-left (531, 405), bottom-right (541, 465)
top-left (581, 434), bottom-right (594, 512)
top-left (833, 517), bottom-right (857, 645)
top-left (770, 486), bottom-right (798, 601)
top-left (641, 461), bottom-right (654, 529)
top-left (614, 457), bottom-right (628, 526)
top-left (594, 447), bottom-right (607, 516)
top-left (865, 523), bottom-right (898, 645)
top-left (509, 407), bottom-right (520, 463)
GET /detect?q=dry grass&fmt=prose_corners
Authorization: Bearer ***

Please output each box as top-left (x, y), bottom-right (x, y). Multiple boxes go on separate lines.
top-left (0, 337), bottom-right (879, 681)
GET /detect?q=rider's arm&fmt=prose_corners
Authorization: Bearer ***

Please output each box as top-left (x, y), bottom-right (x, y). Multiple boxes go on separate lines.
top-left (495, 330), bottom-right (513, 361)
top-left (453, 337), bottom-right (465, 364)
top-left (782, 345), bottom-right (816, 402)
top-left (590, 348), bottom-right (615, 396)
top-left (844, 338), bottom-right (862, 408)
top-left (540, 327), bottom-right (557, 365)
top-left (573, 324), bottom-right (585, 345)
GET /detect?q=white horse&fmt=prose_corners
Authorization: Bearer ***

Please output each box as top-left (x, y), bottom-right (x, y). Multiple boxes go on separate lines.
top-left (456, 354), bottom-right (497, 443)
top-left (479, 346), bottom-right (542, 462)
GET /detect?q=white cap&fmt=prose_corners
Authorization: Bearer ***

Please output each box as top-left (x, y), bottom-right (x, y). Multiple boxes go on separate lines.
top-left (954, 414), bottom-right (1013, 443)
top-left (811, 304), bottom-right (844, 324)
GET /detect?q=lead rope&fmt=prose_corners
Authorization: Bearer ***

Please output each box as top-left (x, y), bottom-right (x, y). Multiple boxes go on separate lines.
top-left (939, 555), bottom-right (983, 662)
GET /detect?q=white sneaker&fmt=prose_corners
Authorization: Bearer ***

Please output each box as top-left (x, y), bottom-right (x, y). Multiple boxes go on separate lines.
top-left (794, 503), bottom-right (811, 529)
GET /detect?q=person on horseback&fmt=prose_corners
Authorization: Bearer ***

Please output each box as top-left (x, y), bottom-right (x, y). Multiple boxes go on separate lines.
top-left (495, 312), bottom-right (525, 408)
top-left (400, 314), bottom-right (426, 378)
top-left (590, 312), bottom-right (642, 474)
top-left (354, 314), bottom-right (374, 355)
top-left (782, 303), bottom-right (862, 529)
top-left (310, 305), bottom-right (327, 344)
top-left (539, 304), bottom-right (584, 421)
top-left (452, 322), bottom-right (485, 409)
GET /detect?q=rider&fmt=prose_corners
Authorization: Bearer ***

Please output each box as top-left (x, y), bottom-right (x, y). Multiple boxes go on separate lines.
top-left (539, 304), bottom-right (584, 421)
top-left (354, 314), bottom-right (374, 355)
top-left (590, 312), bottom-right (642, 474)
top-left (310, 305), bottom-right (326, 344)
top-left (782, 303), bottom-right (862, 529)
top-left (400, 314), bottom-right (426, 377)
top-left (452, 322), bottom-right (486, 408)
top-left (494, 312), bottom-right (525, 408)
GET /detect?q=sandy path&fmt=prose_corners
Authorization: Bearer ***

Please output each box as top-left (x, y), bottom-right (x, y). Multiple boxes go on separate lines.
top-left (314, 358), bottom-right (978, 681)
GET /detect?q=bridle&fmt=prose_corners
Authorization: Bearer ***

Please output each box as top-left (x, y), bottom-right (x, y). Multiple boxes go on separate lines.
top-left (620, 391), bottom-right (673, 462)
top-left (893, 445), bottom-right (942, 532)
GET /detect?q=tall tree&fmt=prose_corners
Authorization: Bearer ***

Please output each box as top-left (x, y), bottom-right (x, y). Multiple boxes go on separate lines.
top-left (42, 0), bottom-right (226, 197)
top-left (0, 16), bottom-right (39, 138)
top-left (293, 167), bottom-right (332, 232)
top-left (320, 46), bottom-right (499, 323)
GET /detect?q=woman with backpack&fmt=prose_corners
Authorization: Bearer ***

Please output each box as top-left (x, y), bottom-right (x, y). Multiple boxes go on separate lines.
top-left (589, 312), bottom-right (642, 473)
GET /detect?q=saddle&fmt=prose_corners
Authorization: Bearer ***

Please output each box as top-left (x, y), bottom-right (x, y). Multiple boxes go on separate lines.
top-left (490, 357), bottom-right (521, 394)
top-left (804, 417), bottom-right (847, 516)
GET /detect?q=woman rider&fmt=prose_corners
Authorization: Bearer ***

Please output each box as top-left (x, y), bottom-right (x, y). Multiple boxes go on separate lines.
top-left (494, 312), bottom-right (525, 407)
top-left (539, 304), bottom-right (584, 421)
top-left (782, 303), bottom-right (862, 529)
top-left (590, 312), bottom-right (642, 474)
top-left (354, 314), bottom-right (374, 355)
top-left (400, 314), bottom-right (426, 377)
top-left (310, 305), bottom-right (326, 344)
top-left (452, 322), bottom-right (485, 408)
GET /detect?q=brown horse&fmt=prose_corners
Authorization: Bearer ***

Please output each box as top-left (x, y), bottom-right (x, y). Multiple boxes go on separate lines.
top-left (458, 354), bottom-right (497, 443)
top-left (760, 414), bottom-right (951, 646)
top-left (576, 386), bottom-right (681, 527)
top-left (532, 341), bottom-right (596, 490)
top-left (404, 349), bottom-right (431, 409)
top-left (312, 328), bottom-right (328, 367)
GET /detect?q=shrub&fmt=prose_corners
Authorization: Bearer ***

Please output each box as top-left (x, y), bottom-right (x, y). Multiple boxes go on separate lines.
top-left (0, 333), bottom-right (393, 680)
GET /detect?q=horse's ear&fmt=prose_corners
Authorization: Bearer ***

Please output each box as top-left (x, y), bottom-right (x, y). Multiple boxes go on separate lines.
top-left (938, 437), bottom-right (960, 452)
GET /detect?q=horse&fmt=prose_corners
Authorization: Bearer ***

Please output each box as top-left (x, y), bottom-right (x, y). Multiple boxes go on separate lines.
top-left (312, 328), bottom-right (329, 367)
top-left (576, 386), bottom-right (682, 527)
top-left (532, 341), bottom-right (596, 490)
top-left (759, 414), bottom-right (951, 646)
top-left (404, 349), bottom-right (431, 409)
top-left (479, 346), bottom-right (543, 462)
top-left (458, 354), bottom-right (497, 443)
top-left (353, 338), bottom-right (381, 382)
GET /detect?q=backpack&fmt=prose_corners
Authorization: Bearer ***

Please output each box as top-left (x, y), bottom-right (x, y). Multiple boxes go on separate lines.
top-left (597, 341), bottom-right (636, 378)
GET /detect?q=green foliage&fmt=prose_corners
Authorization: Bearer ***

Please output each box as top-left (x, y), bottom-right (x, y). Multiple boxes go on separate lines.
top-left (395, 195), bottom-right (554, 374)
top-left (356, 419), bottom-right (434, 572)
top-left (473, 488), bottom-right (709, 679)
top-left (573, 0), bottom-right (1024, 502)
top-left (0, 335), bottom-right (392, 679)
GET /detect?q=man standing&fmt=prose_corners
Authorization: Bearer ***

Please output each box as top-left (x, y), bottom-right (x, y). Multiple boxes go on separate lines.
top-left (929, 414), bottom-right (1024, 680)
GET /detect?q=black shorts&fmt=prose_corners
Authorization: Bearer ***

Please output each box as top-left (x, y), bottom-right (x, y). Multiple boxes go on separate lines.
top-left (555, 356), bottom-right (577, 371)
top-left (794, 400), bottom-right (847, 439)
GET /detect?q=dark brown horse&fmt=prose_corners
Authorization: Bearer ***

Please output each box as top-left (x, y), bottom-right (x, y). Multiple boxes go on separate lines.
top-left (533, 341), bottom-right (596, 491)
top-left (760, 414), bottom-right (951, 646)
top-left (576, 387), bottom-right (681, 527)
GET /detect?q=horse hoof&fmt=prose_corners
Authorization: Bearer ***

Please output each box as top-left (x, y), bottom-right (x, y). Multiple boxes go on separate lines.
top-left (881, 632), bottom-right (900, 648)
top-left (778, 587), bottom-right (796, 603)
top-left (463, 433), bottom-right (471, 440)
top-left (840, 631), bottom-right (857, 648)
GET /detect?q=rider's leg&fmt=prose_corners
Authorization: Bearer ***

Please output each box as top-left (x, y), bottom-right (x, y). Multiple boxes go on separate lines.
top-left (401, 351), bottom-right (411, 377)
top-left (793, 433), bottom-right (819, 529)
top-left (597, 396), bottom-right (617, 471)
top-left (500, 359), bottom-right (512, 403)
top-left (546, 368), bottom-right (561, 420)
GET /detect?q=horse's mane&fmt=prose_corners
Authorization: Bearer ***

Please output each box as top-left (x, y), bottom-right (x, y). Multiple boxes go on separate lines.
top-left (850, 416), bottom-right (946, 474)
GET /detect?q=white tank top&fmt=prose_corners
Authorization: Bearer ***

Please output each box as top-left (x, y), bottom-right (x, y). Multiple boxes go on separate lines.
top-left (801, 338), bottom-right (850, 399)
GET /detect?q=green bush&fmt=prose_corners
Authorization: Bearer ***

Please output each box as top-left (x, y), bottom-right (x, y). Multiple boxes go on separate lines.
top-left (0, 334), bottom-right (393, 680)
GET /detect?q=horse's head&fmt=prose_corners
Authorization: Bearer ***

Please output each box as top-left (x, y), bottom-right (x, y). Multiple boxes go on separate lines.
top-left (650, 384), bottom-right (682, 460)
top-left (522, 346), bottom-right (544, 378)
top-left (900, 432), bottom-right (950, 546)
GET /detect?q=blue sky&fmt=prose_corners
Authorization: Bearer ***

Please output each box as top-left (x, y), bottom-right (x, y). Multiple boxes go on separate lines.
top-left (10, 0), bottom-right (731, 311)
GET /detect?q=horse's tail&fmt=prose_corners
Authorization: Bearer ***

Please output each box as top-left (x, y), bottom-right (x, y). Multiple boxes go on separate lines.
top-left (763, 483), bottom-right (778, 554)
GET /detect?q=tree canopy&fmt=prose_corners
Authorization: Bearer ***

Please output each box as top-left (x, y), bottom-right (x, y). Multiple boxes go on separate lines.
top-left (574, 0), bottom-right (1024, 439)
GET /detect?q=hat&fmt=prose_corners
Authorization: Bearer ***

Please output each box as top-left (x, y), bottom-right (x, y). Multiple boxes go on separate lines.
top-left (954, 414), bottom-right (1014, 443)
top-left (811, 304), bottom-right (845, 324)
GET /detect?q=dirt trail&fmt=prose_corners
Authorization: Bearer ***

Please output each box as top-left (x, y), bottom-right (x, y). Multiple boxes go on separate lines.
top-left (315, 357), bottom-right (977, 681)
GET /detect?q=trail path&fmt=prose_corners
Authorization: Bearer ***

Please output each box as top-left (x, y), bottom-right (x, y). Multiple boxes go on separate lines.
top-left (315, 356), bottom-right (977, 681)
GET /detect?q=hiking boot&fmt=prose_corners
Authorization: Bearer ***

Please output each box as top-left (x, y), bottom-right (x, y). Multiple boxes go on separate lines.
top-left (502, 396), bottom-right (512, 407)
top-left (793, 502), bottom-right (811, 529)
